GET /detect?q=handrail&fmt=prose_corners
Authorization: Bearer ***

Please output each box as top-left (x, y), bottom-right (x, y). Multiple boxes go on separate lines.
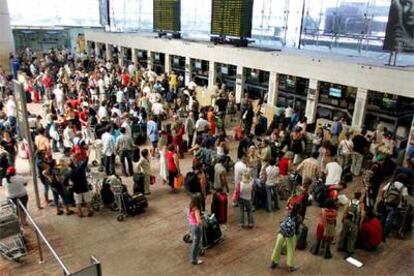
top-left (16, 199), bottom-right (71, 275)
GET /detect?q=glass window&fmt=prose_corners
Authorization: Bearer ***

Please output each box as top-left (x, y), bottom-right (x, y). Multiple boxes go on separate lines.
top-left (8, 0), bottom-right (100, 27)
top-left (109, 0), bottom-right (153, 31)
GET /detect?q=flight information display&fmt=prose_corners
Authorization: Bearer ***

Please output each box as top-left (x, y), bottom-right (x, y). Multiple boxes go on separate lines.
top-left (153, 0), bottom-right (181, 32)
top-left (211, 0), bottom-right (254, 38)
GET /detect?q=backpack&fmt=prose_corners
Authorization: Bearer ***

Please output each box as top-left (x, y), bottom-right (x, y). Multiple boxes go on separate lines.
top-left (184, 171), bottom-right (200, 194)
top-left (279, 215), bottom-right (296, 238)
top-left (346, 199), bottom-right (360, 223)
top-left (100, 180), bottom-right (115, 205)
top-left (314, 180), bottom-right (328, 206)
top-left (385, 182), bottom-right (402, 206)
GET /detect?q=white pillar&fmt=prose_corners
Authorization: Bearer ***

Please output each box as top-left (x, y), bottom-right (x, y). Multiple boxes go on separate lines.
top-left (304, 79), bottom-right (319, 124)
top-left (131, 48), bottom-right (137, 64)
top-left (235, 66), bottom-right (245, 104)
top-left (94, 42), bottom-right (100, 59)
top-left (147, 51), bottom-right (153, 70)
top-left (165, 54), bottom-right (171, 74)
top-left (351, 88), bottom-right (368, 130)
top-left (119, 47), bottom-right (125, 67)
top-left (105, 43), bottom-right (111, 61)
top-left (0, 0), bottom-right (14, 71)
top-left (185, 56), bottom-right (192, 86)
top-left (268, 71), bottom-right (278, 106)
top-left (208, 61), bottom-right (217, 89)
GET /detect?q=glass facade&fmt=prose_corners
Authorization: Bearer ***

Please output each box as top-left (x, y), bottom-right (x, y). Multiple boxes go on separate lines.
top-left (7, 0), bottom-right (414, 62)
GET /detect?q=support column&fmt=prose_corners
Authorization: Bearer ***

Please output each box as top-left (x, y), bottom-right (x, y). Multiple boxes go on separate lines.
top-left (235, 66), bottom-right (245, 104)
top-left (185, 56), bottom-right (192, 86)
top-left (147, 51), bottom-right (153, 70)
top-left (131, 48), bottom-right (137, 64)
top-left (0, 0), bottom-right (15, 71)
top-left (208, 61), bottom-right (217, 89)
top-left (94, 42), bottom-right (100, 59)
top-left (85, 41), bottom-right (92, 56)
top-left (351, 88), bottom-right (368, 130)
top-left (304, 79), bottom-right (319, 124)
top-left (105, 43), bottom-right (112, 61)
top-left (119, 47), bottom-right (125, 67)
top-left (165, 54), bottom-right (171, 74)
top-left (267, 71), bottom-right (279, 106)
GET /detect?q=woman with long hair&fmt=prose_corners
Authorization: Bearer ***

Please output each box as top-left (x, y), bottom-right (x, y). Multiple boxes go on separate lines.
top-left (188, 193), bottom-right (203, 265)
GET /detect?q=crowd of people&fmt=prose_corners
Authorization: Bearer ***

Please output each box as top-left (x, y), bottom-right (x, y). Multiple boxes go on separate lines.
top-left (0, 47), bottom-right (413, 271)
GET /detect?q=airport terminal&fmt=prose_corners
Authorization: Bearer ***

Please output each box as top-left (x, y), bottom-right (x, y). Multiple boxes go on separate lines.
top-left (0, 0), bottom-right (413, 275)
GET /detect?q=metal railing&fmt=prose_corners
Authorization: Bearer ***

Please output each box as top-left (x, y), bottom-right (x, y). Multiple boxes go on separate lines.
top-left (16, 199), bottom-right (102, 276)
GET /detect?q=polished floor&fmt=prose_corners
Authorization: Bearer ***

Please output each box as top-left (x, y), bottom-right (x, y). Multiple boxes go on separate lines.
top-left (1, 107), bottom-right (413, 275)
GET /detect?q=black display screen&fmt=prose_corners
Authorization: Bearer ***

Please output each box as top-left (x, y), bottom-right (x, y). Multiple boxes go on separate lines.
top-left (153, 0), bottom-right (181, 32)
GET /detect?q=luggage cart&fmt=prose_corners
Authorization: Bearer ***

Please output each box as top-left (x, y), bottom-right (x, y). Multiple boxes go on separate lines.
top-left (87, 169), bottom-right (104, 212)
top-left (112, 183), bottom-right (127, 222)
top-left (0, 200), bottom-right (27, 262)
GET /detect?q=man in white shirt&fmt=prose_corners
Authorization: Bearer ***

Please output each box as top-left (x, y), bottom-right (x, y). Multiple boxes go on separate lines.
top-left (98, 77), bottom-right (105, 101)
top-left (234, 156), bottom-right (248, 185)
top-left (6, 93), bottom-right (17, 119)
top-left (121, 116), bottom-right (132, 138)
top-left (53, 84), bottom-right (65, 114)
top-left (63, 122), bottom-right (75, 153)
top-left (101, 125), bottom-right (115, 176)
top-left (195, 115), bottom-right (209, 135)
top-left (324, 157), bottom-right (343, 186)
top-left (151, 101), bottom-right (165, 116)
top-left (98, 102), bottom-right (109, 121)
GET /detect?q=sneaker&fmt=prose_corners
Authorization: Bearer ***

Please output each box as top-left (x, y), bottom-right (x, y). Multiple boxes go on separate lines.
top-left (287, 266), bottom-right (299, 273)
top-left (269, 261), bottom-right (278, 269)
top-left (192, 260), bottom-right (203, 265)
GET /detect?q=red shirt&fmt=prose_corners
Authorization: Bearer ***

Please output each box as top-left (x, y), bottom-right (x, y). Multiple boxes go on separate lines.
top-left (43, 75), bottom-right (52, 88)
top-left (360, 218), bottom-right (382, 247)
top-left (121, 73), bottom-right (130, 86)
top-left (79, 111), bottom-right (89, 126)
top-left (70, 99), bottom-right (81, 110)
top-left (279, 157), bottom-right (289, 176)
top-left (166, 151), bottom-right (177, 172)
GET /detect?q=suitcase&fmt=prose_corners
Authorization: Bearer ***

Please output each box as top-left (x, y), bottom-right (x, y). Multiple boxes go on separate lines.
top-left (211, 192), bottom-right (228, 224)
top-left (296, 224), bottom-right (308, 250)
top-left (341, 166), bottom-right (353, 183)
top-left (254, 182), bottom-right (267, 209)
top-left (202, 214), bottom-right (222, 248)
top-left (133, 173), bottom-right (145, 194)
top-left (133, 148), bottom-right (141, 162)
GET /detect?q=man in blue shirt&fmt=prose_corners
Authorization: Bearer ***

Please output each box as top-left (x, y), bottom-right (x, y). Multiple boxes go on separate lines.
top-left (331, 117), bottom-right (343, 137)
top-left (147, 114), bottom-right (159, 158)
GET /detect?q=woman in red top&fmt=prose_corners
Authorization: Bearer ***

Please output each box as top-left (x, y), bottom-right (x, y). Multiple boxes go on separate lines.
top-left (207, 106), bottom-right (216, 136)
top-left (172, 117), bottom-right (185, 158)
top-left (356, 211), bottom-right (382, 251)
top-left (166, 144), bottom-right (180, 192)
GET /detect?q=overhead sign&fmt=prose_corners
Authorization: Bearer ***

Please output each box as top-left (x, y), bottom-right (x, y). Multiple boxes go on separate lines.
top-left (153, 0), bottom-right (181, 32)
top-left (383, 0), bottom-right (414, 52)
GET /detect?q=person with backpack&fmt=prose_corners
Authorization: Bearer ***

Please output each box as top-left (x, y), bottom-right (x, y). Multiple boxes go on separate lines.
top-left (338, 191), bottom-right (365, 255)
top-left (270, 204), bottom-right (301, 272)
top-left (380, 173), bottom-right (409, 240)
top-left (311, 199), bottom-right (338, 259)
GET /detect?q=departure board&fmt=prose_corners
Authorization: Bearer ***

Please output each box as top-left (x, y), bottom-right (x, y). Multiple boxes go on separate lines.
top-left (211, 0), bottom-right (254, 38)
top-left (153, 0), bottom-right (181, 32)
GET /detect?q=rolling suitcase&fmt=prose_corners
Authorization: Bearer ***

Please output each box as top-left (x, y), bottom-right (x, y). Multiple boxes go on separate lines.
top-left (254, 182), bottom-right (267, 209)
top-left (211, 192), bottom-right (228, 224)
top-left (133, 173), bottom-right (145, 194)
top-left (296, 224), bottom-right (308, 250)
top-left (202, 214), bottom-right (222, 248)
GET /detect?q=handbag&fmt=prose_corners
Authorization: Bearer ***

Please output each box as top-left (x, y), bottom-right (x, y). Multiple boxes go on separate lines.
top-left (174, 174), bottom-right (184, 189)
top-left (150, 175), bottom-right (156, 185)
top-left (232, 183), bottom-right (240, 203)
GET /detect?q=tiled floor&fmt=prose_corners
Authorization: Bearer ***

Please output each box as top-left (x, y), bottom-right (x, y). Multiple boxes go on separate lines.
top-left (1, 105), bottom-right (413, 275)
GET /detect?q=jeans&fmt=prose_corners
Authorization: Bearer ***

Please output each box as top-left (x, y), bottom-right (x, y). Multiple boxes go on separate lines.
top-left (103, 154), bottom-right (115, 176)
top-left (190, 224), bottom-right (202, 263)
top-left (119, 150), bottom-right (134, 176)
top-left (265, 185), bottom-right (279, 212)
top-left (383, 205), bottom-right (398, 238)
top-left (271, 233), bottom-right (296, 267)
top-left (351, 152), bottom-right (363, 176)
top-left (238, 198), bottom-right (254, 226)
top-left (51, 187), bottom-right (70, 206)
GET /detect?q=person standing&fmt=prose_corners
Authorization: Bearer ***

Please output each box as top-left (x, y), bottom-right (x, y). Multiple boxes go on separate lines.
top-left (270, 205), bottom-right (301, 272)
top-left (351, 129), bottom-right (369, 176)
top-left (101, 125), bottom-right (115, 176)
top-left (69, 153), bottom-right (93, 218)
top-left (265, 158), bottom-right (280, 212)
top-left (115, 127), bottom-right (135, 177)
top-left (337, 133), bottom-right (353, 169)
top-left (147, 114), bottom-right (159, 158)
top-left (213, 157), bottom-right (228, 193)
top-left (185, 112), bottom-right (195, 149)
top-left (2, 167), bottom-right (28, 225)
top-left (188, 193), bottom-right (203, 265)
top-left (238, 171), bottom-right (255, 228)
top-left (296, 152), bottom-right (321, 185)
top-left (166, 144), bottom-right (180, 192)
top-left (137, 149), bottom-right (152, 195)
top-left (324, 155), bottom-right (343, 200)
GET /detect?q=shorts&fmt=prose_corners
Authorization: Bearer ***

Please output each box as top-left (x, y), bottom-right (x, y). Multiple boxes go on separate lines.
top-left (74, 191), bottom-right (92, 205)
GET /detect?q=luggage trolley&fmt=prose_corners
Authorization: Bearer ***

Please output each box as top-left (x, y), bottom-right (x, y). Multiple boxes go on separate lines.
top-left (87, 168), bottom-right (104, 212)
top-left (112, 182), bottom-right (128, 222)
top-left (183, 212), bottom-right (224, 255)
top-left (0, 200), bottom-right (27, 262)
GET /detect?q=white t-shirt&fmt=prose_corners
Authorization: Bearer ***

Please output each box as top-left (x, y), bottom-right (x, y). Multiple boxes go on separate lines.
top-left (195, 118), bottom-right (209, 132)
top-left (63, 127), bottom-right (75, 148)
top-left (116, 90), bottom-right (124, 103)
top-left (265, 165), bottom-right (279, 186)
top-left (121, 121), bottom-right (132, 138)
top-left (339, 139), bottom-right (353, 155)
top-left (54, 88), bottom-right (64, 102)
top-left (234, 161), bottom-right (247, 185)
top-left (3, 175), bottom-right (27, 198)
top-left (151, 102), bottom-right (164, 116)
top-left (6, 98), bottom-right (17, 117)
top-left (285, 107), bottom-right (294, 118)
top-left (98, 106), bottom-right (108, 120)
top-left (240, 179), bottom-right (253, 201)
top-left (325, 162), bottom-right (343, 185)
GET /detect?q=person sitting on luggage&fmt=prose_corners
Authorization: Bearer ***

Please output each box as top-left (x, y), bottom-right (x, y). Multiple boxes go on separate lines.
top-left (238, 170), bottom-right (255, 229)
top-left (338, 191), bottom-right (365, 255)
top-left (356, 210), bottom-right (382, 251)
top-left (380, 173), bottom-right (409, 240)
top-left (137, 149), bottom-right (151, 195)
top-left (311, 199), bottom-right (338, 259)
top-left (270, 204), bottom-right (301, 272)
top-left (188, 193), bottom-right (203, 265)
top-left (264, 158), bottom-right (280, 212)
